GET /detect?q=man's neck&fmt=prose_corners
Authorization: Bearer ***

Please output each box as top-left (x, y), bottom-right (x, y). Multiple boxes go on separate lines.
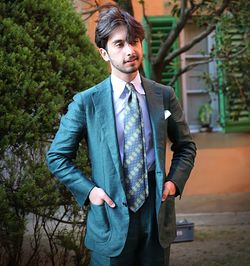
top-left (111, 71), bottom-right (139, 83)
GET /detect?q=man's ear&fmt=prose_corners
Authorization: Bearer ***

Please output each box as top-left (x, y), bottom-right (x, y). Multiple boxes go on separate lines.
top-left (99, 48), bottom-right (110, 62)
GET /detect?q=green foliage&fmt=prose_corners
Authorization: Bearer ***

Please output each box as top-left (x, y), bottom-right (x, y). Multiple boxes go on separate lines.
top-left (0, 0), bottom-right (107, 152)
top-left (198, 103), bottom-right (213, 125)
top-left (0, 0), bottom-right (108, 264)
top-left (0, 185), bottom-right (26, 265)
top-left (194, 1), bottom-right (250, 129)
top-left (214, 2), bottom-right (250, 123)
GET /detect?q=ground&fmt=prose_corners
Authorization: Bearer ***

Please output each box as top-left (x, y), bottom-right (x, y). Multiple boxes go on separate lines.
top-left (171, 224), bottom-right (250, 266)
top-left (170, 192), bottom-right (250, 266)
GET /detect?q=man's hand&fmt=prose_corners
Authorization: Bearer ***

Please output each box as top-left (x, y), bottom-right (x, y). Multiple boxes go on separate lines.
top-left (89, 187), bottom-right (116, 208)
top-left (161, 181), bottom-right (176, 202)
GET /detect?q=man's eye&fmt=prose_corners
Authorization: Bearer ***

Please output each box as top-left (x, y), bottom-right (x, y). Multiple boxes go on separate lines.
top-left (115, 42), bottom-right (123, 47)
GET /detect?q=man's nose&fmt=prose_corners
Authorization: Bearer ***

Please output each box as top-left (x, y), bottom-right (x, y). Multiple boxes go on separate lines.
top-left (124, 43), bottom-right (135, 55)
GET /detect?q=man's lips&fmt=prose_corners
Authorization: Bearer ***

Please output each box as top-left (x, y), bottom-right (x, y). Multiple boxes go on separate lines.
top-left (124, 57), bottom-right (138, 63)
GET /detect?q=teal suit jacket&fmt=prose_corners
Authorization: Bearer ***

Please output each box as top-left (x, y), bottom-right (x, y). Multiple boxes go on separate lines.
top-left (47, 76), bottom-right (196, 256)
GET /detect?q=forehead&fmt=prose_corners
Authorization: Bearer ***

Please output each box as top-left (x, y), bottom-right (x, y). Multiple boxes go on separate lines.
top-left (108, 25), bottom-right (128, 43)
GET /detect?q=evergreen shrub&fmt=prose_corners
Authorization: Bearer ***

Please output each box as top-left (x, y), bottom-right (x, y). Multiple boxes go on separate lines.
top-left (0, 0), bottom-right (108, 264)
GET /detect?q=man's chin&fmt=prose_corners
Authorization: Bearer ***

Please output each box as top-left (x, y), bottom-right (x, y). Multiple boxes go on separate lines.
top-left (124, 66), bottom-right (139, 74)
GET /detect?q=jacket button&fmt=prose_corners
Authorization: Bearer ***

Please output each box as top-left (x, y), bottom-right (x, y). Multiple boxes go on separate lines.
top-left (122, 202), bottom-right (128, 207)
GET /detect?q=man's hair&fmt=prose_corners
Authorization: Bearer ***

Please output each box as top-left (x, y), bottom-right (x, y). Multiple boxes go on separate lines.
top-left (95, 6), bottom-right (145, 49)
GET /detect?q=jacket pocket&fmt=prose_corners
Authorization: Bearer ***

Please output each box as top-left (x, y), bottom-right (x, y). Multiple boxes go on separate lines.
top-left (86, 203), bottom-right (111, 243)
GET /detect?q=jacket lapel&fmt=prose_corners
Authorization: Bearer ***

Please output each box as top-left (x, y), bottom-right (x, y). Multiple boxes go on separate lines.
top-left (92, 78), bottom-right (123, 175)
top-left (91, 76), bottom-right (166, 178)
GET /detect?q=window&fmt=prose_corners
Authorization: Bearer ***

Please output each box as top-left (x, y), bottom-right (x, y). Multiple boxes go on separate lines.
top-left (217, 25), bottom-right (250, 133)
top-left (181, 22), bottom-right (220, 132)
top-left (143, 16), bottom-right (181, 99)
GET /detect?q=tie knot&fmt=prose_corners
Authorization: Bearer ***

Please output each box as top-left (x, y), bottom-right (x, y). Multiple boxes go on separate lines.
top-left (126, 83), bottom-right (136, 93)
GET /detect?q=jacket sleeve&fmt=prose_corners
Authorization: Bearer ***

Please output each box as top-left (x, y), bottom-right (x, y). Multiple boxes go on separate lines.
top-left (165, 87), bottom-right (197, 196)
top-left (46, 93), bottom-right (95, 207)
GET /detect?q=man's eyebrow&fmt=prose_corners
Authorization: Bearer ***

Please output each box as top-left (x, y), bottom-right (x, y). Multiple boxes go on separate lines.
top-left (112, 39), bottom-right (124, 44)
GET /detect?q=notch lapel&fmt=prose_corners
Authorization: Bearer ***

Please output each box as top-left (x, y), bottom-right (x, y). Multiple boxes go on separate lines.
top-left (92, 78), bottom-right (123, 175)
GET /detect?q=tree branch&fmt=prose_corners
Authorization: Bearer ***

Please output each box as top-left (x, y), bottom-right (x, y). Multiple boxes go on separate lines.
top-left (31, 209), bottom-right (84, 225)
top-left (169, 44), bottom-right (246, 87)
top-left (154, 1), bottom-right (193, 66)
top-left (218, 46), bottom-right (247, 60)
top-left (180, 0), bottom-right (188, 18)
top-left (169, 58), bottom-right (213, 86)
top-left (154, 0), bottom-right (230, 67)
top-left (166, 24), bottom-right (216, 67)
top-left (78, 2), bottom-right (117, 21)
top-left (140, 0), bottom-right (150, 26)
top-left (189, 0), bottom-right (195, 9)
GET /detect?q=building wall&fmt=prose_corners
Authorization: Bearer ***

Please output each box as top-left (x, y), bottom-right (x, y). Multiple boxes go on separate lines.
top-left (133, 0), bottom-right (169, 21)
top-left (166, 133), bottom-right (250, 196)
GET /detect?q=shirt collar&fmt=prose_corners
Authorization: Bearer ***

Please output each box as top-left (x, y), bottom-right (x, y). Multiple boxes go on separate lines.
top-left (111, 72), bottom-right (145, 101)
top-left (130, 73), bottom-right (145, 95)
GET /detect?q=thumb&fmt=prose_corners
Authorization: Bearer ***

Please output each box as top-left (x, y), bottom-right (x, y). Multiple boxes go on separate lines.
top-left (161, 192), bottom-right (168, 202)
top-left (103, 194), bottom-right (116, 208)
top-left (161, 187), bottom-right (169, 202)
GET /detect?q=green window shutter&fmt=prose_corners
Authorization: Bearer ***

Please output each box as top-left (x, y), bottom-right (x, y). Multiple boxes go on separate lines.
top-left (142, 16), bottom-right (180, 100)
top-left (217, 25), bottom-right (250, 133)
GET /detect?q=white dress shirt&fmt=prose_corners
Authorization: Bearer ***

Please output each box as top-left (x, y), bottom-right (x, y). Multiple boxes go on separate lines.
top-left (111, 72), bottom-right (155, 170)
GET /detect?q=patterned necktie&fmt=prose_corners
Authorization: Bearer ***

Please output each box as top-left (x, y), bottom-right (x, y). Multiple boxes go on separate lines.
top-left (123, 83), bottom-right (148, 212)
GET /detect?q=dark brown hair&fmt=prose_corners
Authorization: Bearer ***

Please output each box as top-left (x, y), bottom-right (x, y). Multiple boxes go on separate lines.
top-left (95, 6), bottom-right (145, 49)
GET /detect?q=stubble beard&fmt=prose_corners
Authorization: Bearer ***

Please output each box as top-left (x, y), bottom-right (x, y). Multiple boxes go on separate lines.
top-left (112, 57), bottom-right (142, 75)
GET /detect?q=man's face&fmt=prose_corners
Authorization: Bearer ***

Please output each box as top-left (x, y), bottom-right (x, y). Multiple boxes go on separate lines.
top-left (99, 25), bottom-right (143, 81)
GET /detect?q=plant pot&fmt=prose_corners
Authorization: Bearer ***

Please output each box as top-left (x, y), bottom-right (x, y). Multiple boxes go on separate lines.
top-left (200, 124), bottom-right (212, 132)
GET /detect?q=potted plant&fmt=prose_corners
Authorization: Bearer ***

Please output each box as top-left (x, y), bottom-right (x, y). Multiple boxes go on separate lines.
top-left (198, 103), bottom-right (213, 132)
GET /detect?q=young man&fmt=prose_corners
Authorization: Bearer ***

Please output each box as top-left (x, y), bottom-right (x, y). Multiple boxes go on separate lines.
top-left (47, 6), bottom-right (196, 266)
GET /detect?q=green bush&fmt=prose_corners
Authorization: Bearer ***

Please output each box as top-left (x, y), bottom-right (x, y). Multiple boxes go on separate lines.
top-left (0, 0), bottom-right (107, 151)
top-left (0, 0), bottom-right (108, 264)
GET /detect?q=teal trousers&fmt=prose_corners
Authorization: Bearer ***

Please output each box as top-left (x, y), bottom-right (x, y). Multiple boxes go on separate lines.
top-left (90, 172), bottom-right (170, 266)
